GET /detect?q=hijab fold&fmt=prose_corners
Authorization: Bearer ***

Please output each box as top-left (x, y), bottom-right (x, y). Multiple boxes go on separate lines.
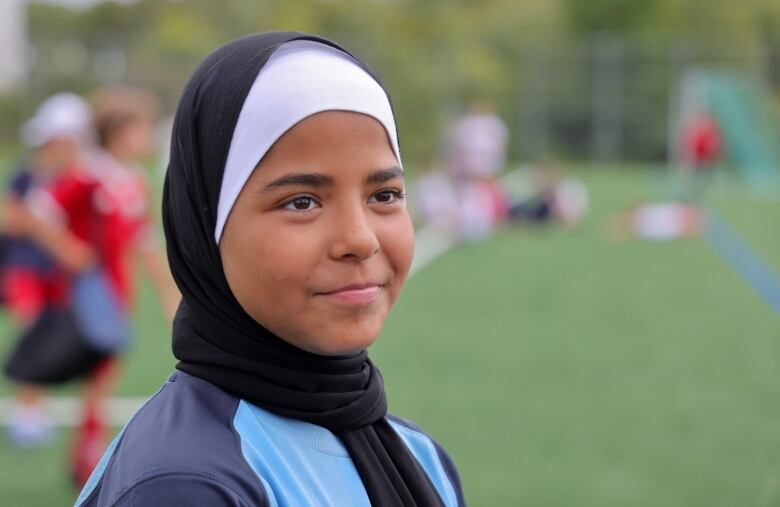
top-left (163, 32), bottom-right (445, 506)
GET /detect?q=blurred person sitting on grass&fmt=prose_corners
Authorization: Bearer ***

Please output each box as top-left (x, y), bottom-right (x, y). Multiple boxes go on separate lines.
top-left (3, 88), bottom-right (178, 488)
top-left (75, 32), bottom-right (464, 507)
top-left (504, 160), bottom-right (589, 228)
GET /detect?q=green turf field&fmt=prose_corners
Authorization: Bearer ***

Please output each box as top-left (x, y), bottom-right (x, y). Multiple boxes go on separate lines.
top-left (1, 166), bottom-right (779, 506)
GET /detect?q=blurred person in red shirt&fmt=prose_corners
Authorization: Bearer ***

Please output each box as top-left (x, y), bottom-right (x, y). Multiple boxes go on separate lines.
top-left (5, 87), bottom-right (179, 487)
top-left (2, 93), bottom-right (93, 448)
top-left (680, 112), bottom-right (723, 200)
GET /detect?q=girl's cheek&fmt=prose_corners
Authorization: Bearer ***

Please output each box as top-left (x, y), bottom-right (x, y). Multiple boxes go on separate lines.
top-left (386, 220), bottom-right (415, 275)
top-left (400, 213), bottom-right (416, 258)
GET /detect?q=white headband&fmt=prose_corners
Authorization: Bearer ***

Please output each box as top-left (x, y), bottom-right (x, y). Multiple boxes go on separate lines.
top-left (215, 40), bottom-right (401, 242)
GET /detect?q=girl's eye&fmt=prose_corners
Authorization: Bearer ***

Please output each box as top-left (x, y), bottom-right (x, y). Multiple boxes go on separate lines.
top-left (369, 190), bottom-right (406, 205)
top-left (282, 196), bottom-right (320, 211)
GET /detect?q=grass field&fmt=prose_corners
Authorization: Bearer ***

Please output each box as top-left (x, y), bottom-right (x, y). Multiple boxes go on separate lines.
top-left (1, 166), bottom-right (779, 506)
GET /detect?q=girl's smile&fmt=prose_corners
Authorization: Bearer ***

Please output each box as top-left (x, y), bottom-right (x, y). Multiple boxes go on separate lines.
top-left (316, 282), bottom-right (385, 306)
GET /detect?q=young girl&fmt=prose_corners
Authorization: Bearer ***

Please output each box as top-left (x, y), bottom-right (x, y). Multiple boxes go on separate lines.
top-left (75, 32), bottom-right (465, 507)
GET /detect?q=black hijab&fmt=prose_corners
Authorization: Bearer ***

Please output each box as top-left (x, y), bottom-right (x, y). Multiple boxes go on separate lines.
top-left (162, 32), bottom-right (445, 506)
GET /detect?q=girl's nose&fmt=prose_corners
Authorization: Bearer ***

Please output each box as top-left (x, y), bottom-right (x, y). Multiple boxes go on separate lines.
top-left (329, 206), bottom-right (380, 261)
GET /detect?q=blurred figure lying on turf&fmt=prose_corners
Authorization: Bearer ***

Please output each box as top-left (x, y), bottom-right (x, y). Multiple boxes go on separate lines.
top-left (1, 93), bottom-right (92, 448)
top-left (608, 201), bottom-right (707, 241)
top-left (3, 88), bottom-right (179, 488)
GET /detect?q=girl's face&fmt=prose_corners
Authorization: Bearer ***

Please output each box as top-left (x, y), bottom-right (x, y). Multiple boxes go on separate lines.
top-left (219, 111), bottom-right (414, 355)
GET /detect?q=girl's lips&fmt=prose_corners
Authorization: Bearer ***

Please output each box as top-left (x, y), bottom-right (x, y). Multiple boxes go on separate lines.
top-left (319, 284), bottom-right (382, 305)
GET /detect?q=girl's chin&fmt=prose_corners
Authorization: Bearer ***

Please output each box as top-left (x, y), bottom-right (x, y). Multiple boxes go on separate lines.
top-left (299, 328), bottom-right (382, 356)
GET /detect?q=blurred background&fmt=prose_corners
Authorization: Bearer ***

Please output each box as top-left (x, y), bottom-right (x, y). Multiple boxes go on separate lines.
top-left (0, 0), bottom-right (779, 505)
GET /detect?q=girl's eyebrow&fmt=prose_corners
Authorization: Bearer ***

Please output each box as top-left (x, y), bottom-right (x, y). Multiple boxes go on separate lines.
top-left (366, 166), bottom-right (404, 184)
top-left (260, 173), bottom-right (334, 192)
top-left (259, 167), bottom-right (403, 192)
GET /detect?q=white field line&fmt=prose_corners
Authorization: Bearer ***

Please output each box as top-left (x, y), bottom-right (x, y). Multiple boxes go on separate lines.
top-left (409, 224), bottom-right (457, 276)
top-left (0, 396), bottom-right (147, 427)
top-left (1, 169), bottom-right (524, 427)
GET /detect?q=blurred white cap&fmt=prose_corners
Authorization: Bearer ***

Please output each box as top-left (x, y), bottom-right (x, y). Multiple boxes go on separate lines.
top-left (20, 92), bottom-right (93, 148)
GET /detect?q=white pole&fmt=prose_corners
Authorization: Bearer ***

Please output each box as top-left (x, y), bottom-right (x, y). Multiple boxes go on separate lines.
top-left (0, 0), bottom-right (29, 93)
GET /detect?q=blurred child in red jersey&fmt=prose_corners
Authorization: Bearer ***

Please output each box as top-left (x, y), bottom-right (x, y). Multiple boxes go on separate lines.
top-left (5, 88), bottom-right (178, 486)
top-left (2, 93), bottom-right (93, 447)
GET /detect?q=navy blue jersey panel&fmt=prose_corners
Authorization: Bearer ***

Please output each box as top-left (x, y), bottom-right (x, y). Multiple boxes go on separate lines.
top-left (75, 372), bottom-right (268, 506)
top-left (111, 471), bottom-right (251, 507)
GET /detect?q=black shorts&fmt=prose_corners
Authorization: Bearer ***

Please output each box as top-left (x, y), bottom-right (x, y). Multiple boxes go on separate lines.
top-left (4, 308), bottom-right (110, 385)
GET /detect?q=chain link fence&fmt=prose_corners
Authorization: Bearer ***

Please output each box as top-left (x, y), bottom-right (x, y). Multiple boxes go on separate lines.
top-left (515, 37), bottom-right (780, 164)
